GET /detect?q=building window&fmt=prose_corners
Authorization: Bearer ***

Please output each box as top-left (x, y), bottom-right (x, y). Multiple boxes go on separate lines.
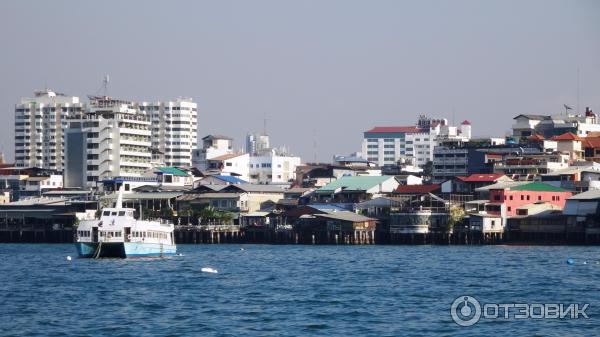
top-left (508, 207), bottom-right (511, 212)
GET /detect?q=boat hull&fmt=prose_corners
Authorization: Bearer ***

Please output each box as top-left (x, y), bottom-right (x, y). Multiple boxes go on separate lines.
top-left (75, 242), bottom-right (177, 258)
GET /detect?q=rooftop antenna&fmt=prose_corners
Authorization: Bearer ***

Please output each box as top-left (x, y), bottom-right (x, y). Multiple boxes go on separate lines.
top-left (103, 75), bottom-right (109, 96)
top-left (312, 129), bottom-right (317, 163)
top-left (263, 112), bottom-right (267, 136)
top-left (577, 67), bottom-right (580, 115)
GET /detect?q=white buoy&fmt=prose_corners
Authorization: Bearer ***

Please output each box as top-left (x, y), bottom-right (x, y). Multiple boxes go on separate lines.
top-left (240, 248), bottom-right (245, 251)
top-left (201, 267), bottom-right (218, 274)
top-left (66, 256), bottom-right (72, 261)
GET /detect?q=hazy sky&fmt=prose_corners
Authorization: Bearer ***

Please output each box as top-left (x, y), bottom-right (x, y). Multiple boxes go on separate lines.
top-left (1, 0), bottom-right (599, 162)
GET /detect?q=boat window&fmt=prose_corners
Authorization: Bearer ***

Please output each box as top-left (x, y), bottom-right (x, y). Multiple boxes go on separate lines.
top-left (111, 212), bottom-right (117, 216)
top-left (127, 211), bottom-right (133, 217)
top-left (103, 211), bottom-right (110, 216)
top-left (143, 232), bottom-right (146, 238)
top-left (115, 231), bottom-right (121, 237)
top-left (118, 211), bottom-right (125, 216)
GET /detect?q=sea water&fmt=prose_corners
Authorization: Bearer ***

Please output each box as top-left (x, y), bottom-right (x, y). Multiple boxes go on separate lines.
top-left (1, 244), bottom-right (599, 336)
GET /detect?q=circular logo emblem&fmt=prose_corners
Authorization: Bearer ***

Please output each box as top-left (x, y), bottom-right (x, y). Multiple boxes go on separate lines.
top-left (451, 296), bottom-right (482, 326)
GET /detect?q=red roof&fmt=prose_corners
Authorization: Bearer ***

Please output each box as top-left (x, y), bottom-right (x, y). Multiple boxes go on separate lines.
top-left (583, 137), bottom-right (600, 149)
top-left (365, 126), bottom-right (421, 134)
top-left (394, 184), bottom-right (440, 194)
top-left (461, 120), bottom-right (471, 125)
top-left (528, 134), bottom-right (545, 141)
top-left (551, 132), bottom-right (581, 141)
top-left (457, 173), bottom-right (506, 183)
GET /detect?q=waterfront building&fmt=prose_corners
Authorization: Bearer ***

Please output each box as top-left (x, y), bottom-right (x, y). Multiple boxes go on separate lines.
top-left (314, 175), bottom-right (400, 203)
top-left (138, 98), bottom-right (197, 167)
top-left (362, 115), bottom-right (471, 168)
top-left (0, 167), bottom-right (63, 200)
top-left (14, 90), bottom-right (85, 170)
top-left (477, 181), bottom-right (572, 218)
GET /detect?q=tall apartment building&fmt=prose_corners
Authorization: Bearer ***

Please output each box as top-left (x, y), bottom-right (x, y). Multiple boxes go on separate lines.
top-left (139, 98), bottom-right (198, 167)
top-left (14, 90), bottom-right (85, 170)
top-left (362, 115), bottom-right (471, 167)
top-left (64, 96), bottom-right (152, 187)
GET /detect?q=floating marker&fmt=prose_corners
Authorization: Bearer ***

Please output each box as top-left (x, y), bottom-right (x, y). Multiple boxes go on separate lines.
top-left (240, 248), bottom-right (245, 251)
top-left (201, 267), bottom-right (218, 274)
top-left (567, 258), bottom-right (575, 265)
top-left (583, 261), bottom-right (588, 265)
top-left (66, 256), bottom-right (72, 261)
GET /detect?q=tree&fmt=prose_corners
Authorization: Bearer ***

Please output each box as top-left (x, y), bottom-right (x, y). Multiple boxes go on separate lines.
top-left (448, 206), bottom-right (466, 232)
top-left (422, 160), bottom-right (433, 182)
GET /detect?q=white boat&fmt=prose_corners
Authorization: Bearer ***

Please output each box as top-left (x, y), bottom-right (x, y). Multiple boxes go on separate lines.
top-left (74, 187), bottom-right (176, 258)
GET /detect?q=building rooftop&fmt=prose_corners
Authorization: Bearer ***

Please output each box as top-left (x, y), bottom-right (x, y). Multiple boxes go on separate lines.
top-left (315, 211), bottom-right (375, 223)
top-left (395, 184), bottom-right (440, 194)
top-left (156, 167), bottom-right (189, 177)
top-left (457, 173), bottom-right (508, 183)
top-left (551, 132), bottom-right (581, 141)
top-left (317, 176), bottom-right (394, 193)
top-left (567, 189), bottom-right (600, 200)
top-left (213, 175), bottom-right (248, 184)
top-left (364, 126), bottom-right (421, 134)
top-left (509, 182), bottom-right (569, 193)
top-left (209, 153), bottom-right (246, 161)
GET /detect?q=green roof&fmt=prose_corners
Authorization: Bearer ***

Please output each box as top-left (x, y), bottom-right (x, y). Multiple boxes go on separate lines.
top-left (317, 176), bottom-right (393, 193)
top-left (509, 182), bottom-right (569, 192)
top-left (156, 167), bottom-right (189, 177)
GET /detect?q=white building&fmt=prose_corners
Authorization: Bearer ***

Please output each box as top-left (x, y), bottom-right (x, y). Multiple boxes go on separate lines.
top-left (206, 153), bottom-right (251, 181)
top-left (362, 115), bottom-right (471, 168)
top-left (249, 152), bottom-right (301, 184)
top-left (512, 109), bottom-right (600, 139)
top-left (192, 135), bottom-right (233, 171)
top-left (64, 96), bottom-right (152, 187)
top-left (138, 98), bottom-right (198, 167)
top-left (14, 90), bottom-right (85, 170)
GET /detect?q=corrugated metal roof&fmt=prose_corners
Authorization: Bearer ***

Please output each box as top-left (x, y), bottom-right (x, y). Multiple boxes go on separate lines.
top-left (510, 182), bottom-right (569, 192)
top-left (156, 167), bottom-right (189, 177)
top-left (101, 192), bottom-right (183, 200)
top-left (568, 190), bottom-right (600, 200)
top-left (317, 176), bottom-right (393, 193)
top-left (364, 126), bottom-right (421, 134)
top-left (214, 175), bottom-right (248, 184)
top-left (315, 211), bottom-right (375, 222)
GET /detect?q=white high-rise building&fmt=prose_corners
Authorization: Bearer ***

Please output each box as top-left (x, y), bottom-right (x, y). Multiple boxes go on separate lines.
top-left (139, 98), bottom-right (198, 167)
top-left (14, 90), bottom-right (85, 170)
top-left (362, 115), bottom-right (471, 167)
top-left (65, 96), bottom-right (152, 187)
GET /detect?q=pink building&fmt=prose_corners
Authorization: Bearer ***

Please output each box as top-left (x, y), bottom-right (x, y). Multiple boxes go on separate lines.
top-left (487, 182), bottom-right (572, 217)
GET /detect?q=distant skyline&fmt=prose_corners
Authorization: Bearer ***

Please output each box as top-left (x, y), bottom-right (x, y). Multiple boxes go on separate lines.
top-left (1, 0), bottom-right (599, 162)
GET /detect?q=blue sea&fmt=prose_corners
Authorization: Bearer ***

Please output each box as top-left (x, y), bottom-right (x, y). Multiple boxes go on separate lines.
top-left (1, 244), bottom-right (599, 336)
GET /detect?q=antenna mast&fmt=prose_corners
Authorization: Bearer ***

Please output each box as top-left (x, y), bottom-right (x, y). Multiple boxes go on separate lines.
top-left (102, 75), bottom-right (109, 96)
